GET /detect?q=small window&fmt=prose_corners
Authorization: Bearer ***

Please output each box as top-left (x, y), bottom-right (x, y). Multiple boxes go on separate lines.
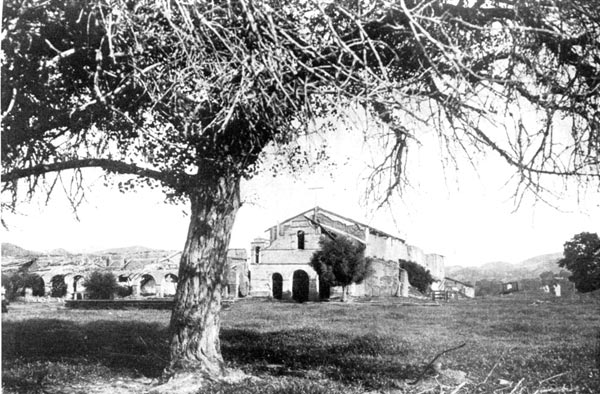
top-left (297, 230), bottom-right (305, 250)
top-left (255, 246), bottom-right (261, 264)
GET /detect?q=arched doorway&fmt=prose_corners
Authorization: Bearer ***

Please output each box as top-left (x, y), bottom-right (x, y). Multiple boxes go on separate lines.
top-left (163, 274), bottom-right (178, 296)
top-left (73, 275), bottom-right (86, 299)
top-left (50, 275), bottom-right (67, 298)
top-left (292, 270), bottom-right (309, 302)
top-left (140, 274), bottom-right (156, 296)
top-left (319, 275), bottom-right (331, 300)
top-left (32, 276), bottom-right (45, 296)
top-left (272, 273), bottom-right (283, 300)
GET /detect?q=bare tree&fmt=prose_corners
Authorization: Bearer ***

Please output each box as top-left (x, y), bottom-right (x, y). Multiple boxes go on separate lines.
top-left (2, 0), bottom-right (599, 383)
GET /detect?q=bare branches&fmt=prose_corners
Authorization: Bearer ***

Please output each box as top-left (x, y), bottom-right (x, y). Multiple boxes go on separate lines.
top-left (2, 0), bottom-right (599, 211)
top-left (1, 158), bottom-right (184, 189)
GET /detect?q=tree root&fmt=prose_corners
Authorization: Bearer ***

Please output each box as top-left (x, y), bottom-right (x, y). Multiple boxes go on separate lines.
top-left (147, 368), bottom-right (256, 394)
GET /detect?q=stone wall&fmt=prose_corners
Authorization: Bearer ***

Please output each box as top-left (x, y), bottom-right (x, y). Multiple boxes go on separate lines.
top-left (425, 253), bottom-right (445, 280)
top-left (366, 233), bottom-right (409, 262)
top-left (356, 259), bottom-right (400, 297)
top-left (265, 216), bottom-right (321, 254)
top-left (250, 263), bottom-right (319, 301)
top-left (407, 245), bottom-right (445, 280)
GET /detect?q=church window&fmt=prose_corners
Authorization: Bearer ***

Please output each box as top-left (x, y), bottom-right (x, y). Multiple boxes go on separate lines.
top-left (297, 230), bottom-right (305, 250)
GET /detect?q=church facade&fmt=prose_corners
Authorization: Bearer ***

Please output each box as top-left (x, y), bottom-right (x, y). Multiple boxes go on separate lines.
top-left (249, 206), bottom-right (445, 301)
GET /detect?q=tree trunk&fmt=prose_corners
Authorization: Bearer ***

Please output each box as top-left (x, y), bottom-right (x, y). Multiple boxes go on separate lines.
top-left (166, 174), bottom-right (241, 377)
top-left (341, 285), bottom-right (347, 302)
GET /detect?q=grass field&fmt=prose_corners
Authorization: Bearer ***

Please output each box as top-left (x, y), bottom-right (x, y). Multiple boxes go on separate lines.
top-left (2, 292), bottom-right (599, 393)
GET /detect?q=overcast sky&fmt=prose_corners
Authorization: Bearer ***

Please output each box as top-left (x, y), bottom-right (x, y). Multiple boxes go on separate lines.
top-left (2, 120), bottom-right (598, 267)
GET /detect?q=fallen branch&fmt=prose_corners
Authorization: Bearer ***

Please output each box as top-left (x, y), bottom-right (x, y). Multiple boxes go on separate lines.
top-left (538, 372), bottom-right (567, 384)
top-left (482, 359), bottom-right (500, 385)
top-left (450, 381), bottom-right (467, 394)
top-left (509, 378), bottom-right (524, 394)
top-left (409, 342), bottom-right (467, 385)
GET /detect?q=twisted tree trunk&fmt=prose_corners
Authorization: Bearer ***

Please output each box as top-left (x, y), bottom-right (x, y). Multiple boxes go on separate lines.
top-left (166, 174), bottom-right (241, 377)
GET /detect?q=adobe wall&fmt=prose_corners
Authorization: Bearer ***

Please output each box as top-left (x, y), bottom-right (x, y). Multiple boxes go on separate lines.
top-left (407, 245), bottom-right (445, 280)
top-left (425, 253), bottom-right (445, 280)
top-left (366, 233), bottom-right (409, 262)
top-left (249, 263), bottom-right (319, 301)
top-left (355, 258), bottom-right (400, 297)
top-left (267, 215), bottom-right (321, 250)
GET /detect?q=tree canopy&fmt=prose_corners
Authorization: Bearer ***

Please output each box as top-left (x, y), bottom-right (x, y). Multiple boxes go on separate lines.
top-left (558, 232), bottom-right (600, 293)
top-left (85, 271), bottom-right (119, 299)
top-left (309, 235), bottom-right (369, 301)
top-left (2, 0), bottom-right (600, 383)
top-left (399, 259), bottom-right (433, 293)
top-left (3, 0), bottom-right (600, 206)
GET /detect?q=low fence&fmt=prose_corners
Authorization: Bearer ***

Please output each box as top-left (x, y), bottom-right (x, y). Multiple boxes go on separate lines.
top-left (431, 290), bottom-right (461, 301)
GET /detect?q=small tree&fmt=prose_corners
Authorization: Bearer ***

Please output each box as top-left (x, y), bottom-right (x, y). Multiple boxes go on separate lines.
top-left (310, 236), bottom-right (369, 302)
top-left (86, 271), bottom-right (119, 300)
top-left (558, 232), bottom-right (600, 293)
top-left (4, 272), bottom-right (46, 299)
top-left (399, 259), bottom-right (433, 294)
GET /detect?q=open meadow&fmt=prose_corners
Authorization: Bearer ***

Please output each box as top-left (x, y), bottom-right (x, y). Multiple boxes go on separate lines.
top-left (2, 292), bottom-right (599, 394)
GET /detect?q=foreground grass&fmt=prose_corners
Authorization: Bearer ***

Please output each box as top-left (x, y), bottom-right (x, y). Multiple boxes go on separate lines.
top-left (2, 292), bottom-right (599, 393)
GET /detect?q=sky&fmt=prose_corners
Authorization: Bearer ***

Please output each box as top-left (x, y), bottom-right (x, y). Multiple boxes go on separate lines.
top-left (1, 121), bottom-right (599, 268)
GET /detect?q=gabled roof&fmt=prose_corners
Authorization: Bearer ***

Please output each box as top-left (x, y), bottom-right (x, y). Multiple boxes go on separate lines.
top-left (444, 277), bottom-right (474, 288)
top-left (267, 206), bottom-right (405, 243)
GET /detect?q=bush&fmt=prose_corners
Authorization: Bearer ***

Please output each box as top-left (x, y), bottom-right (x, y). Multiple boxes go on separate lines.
top-left (3, 273), bottom-right (46, 300)
top-left (116, 285), bottom-right (133, 298)
top-left (86, 271), bottom-right (119, 300)
top-left (399, 259), bottom-right (433, 293)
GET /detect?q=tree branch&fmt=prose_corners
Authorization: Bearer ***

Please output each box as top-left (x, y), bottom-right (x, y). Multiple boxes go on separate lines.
top-left (1, 158), bottom-right (185, 188)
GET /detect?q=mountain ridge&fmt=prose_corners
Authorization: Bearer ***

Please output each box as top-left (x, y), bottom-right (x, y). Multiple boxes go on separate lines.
top-left (446, 252), bottom-right (565, 283)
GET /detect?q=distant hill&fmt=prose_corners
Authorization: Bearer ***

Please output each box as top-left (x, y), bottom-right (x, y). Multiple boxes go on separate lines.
top-left (519, 252), bottom-right (563, 270)
top-left (446, 252), bottom-right (565, 283)
top-left (1, 243), bottom-right (40, 257)
top-left (1, 243), bottom-right (176, 273)
top-left (95, 246), bottom-right (159, 255)
top-left (45, 248), bottom-right (72, 256)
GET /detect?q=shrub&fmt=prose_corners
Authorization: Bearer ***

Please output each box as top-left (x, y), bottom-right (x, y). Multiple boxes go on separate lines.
top-left (3, 273), bottom-right (46, 300)
top-left (399, 259), bottom-right (433, 293)
top-left (116, 285), bottom-right (133, 298)
top-left (86, 271), bottom-right (119, 299)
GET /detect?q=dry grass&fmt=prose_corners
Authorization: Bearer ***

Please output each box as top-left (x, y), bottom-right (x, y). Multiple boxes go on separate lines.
top-left (2, 291), bottom-right (599, 393)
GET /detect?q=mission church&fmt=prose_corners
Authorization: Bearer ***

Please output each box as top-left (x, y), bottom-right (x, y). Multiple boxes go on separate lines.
top-left (249, 206), bottom-right (445, 301)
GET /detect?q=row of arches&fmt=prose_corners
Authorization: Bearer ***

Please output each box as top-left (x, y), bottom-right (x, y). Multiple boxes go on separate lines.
top-left (270, 270), bottom-right (332, 302)
top-left (30, 272), bottom-right (180, 299)
top-left (271, 270), bottom-right (315, 302)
